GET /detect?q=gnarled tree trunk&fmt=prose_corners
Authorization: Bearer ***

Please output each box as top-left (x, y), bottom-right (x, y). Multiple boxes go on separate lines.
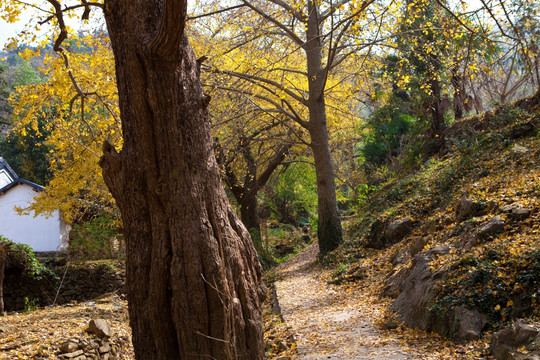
top-left (99, 1), bottom-right (266, 358)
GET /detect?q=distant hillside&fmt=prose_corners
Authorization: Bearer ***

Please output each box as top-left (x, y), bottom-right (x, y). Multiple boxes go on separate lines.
top-left (330, 90), bottom-right (539, 340)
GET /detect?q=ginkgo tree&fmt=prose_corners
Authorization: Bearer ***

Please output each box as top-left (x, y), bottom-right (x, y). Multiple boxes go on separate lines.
top-left (211, 88), bottom-right (301, 251)
top-left (8, 37), bottom-right (121, 222)
top-left (2, 0), bottom-right (267, 359)
top-left (192, 27), bottom-right (312, 250)
top-left (474, 0), bottom-right (539, 104)
top-left (190, 0), bottom-right (391, 254)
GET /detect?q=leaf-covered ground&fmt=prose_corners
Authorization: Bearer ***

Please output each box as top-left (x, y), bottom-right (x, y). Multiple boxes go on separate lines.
top-left (0, 277), bottom-right (299, 359)
top-left (0, 293), bottom-right (134, 359)
top-left (274, 242), bottom-right (492, 359)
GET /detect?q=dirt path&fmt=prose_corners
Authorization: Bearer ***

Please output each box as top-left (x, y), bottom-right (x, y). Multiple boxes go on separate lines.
top-left (274, 243), bottom-right (418, 359)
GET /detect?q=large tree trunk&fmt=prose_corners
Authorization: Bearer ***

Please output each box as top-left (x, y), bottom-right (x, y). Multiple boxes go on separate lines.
top-left (99, 1), bottom-right (266, 359)
top-left (305, 0), bottom-right (343, 255)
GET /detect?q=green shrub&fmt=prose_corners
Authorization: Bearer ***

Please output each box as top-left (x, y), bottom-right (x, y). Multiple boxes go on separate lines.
top-left (0, 236), bottom-right (53, 280)
top-left (361, 103), bottom-right (416, 165)
top-left (69, 215), bottom-right (123, 259)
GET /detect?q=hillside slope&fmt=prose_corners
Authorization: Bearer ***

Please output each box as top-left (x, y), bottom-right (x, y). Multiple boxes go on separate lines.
top-left (330, 91), bottom-right (539, 342)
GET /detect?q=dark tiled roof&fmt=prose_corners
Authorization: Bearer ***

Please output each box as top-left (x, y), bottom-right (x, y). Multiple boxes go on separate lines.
top-left (0, 157), bottom-right (44, 193)
top-left (0, 157), bottom-right (18, 178)
top-left (0, 178), bottom-right (44, 193)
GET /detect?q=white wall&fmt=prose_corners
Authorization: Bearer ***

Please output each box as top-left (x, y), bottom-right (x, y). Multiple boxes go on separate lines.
top-left (0, 184), bottom-right (67, 252)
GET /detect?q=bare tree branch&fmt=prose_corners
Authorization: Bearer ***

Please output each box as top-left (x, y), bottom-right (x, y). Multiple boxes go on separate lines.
top-left (213, 67), bottom-right (309, 106)
top-left (188, 3), bottom-right (245, 21)
top-left (241, 0), bottom-right (305, 46)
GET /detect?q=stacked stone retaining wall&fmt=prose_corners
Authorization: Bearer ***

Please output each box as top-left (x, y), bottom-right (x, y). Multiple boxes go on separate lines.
top-left (3, 259), bottom-right (126, 312)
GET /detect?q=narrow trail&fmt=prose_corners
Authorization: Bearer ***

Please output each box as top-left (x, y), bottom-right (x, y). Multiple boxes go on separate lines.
top-left (274, 243), bottom-right (418, 360)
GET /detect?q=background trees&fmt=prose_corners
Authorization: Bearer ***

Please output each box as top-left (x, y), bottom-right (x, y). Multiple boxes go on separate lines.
top-left (191, 0), bottom-right (384, 254)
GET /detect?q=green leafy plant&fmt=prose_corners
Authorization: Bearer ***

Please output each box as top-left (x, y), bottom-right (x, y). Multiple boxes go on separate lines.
top-left (23, 296), bottom-right (39, 312)
top-left (69, 214), bottom-right (123, 259)
top-left (0, 236), bottom-right (52, 280)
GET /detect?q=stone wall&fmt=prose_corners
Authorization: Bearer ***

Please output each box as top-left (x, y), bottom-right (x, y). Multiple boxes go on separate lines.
top-left (3, 260), bottom-right (126, 312)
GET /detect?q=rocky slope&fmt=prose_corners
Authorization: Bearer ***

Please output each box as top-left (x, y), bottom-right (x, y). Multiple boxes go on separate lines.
top-left (329, 91), bottom-right (539, 355)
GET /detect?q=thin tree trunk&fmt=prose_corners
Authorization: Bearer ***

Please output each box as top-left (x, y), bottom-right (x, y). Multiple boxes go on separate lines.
top-left (239, 191), bottom-right (263, 252)
top-left (308, 100), bottom-right (343, 254)
top-left (429, 77), bottom-right (446, 154)
top-left (305, 0), bottom-right (343, 255)
top-left (99, 1), bottom-right (266, 358)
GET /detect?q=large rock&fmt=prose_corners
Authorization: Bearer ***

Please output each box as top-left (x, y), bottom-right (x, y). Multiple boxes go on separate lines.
top-left (479, 216), bottom-right (505, 237)
top-left (448, 306), bottom-right (487, 340)
top-left (366, 217), bottom-right (414, 249)
top-left (409, 237), bottom-right (428, 257)
top-left (491, 320), bottom-right (540, 360)
top-left (86, 319), bottom-right (112, 338)
top-left (499, 205), bottom-right (532, 221)
top-left (456, 197), bottom-right (486, 221)
top-left (386, 218), bottom-right (414, 244)
top-left (510, 208), bottom-right (532, 221)
top-left (365, 218), bottom-right (388, 249)
top-left (387, 246), bottom-right (450, 330)
top-left (384, 245), bottom-right (488, 340)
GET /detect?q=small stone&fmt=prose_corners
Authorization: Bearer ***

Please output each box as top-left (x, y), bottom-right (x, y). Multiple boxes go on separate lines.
top-left (382, 321), bottom-right (399, 330)
top-left (499, 205), bottom-right (516, 213)
top-left (509, 208), bottom-right (531, 221)
top-left (86, 319), bottom-right (112, 338)
top-left (511, 144), bottom-right (529, 155)
top-left (275, 340), bottom-right (288, 352)
top-left (0, 325), bottom-right (13, 333)
top-left (60, 349), bottom-right (84, 358)
top-left (60, 341), bottom-right (79, 353)
top-left (99, 342), bottom-right (111, 354)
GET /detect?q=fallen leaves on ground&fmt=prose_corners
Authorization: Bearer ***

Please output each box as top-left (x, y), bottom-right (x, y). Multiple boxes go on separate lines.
top-left (0, 293), bottom-right (134, 359)
top-left (275, 243), bottom-right (494, 359)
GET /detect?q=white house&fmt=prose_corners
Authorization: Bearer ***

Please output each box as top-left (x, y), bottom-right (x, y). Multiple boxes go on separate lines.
top-left (0, 157), bottom-right (69, 252)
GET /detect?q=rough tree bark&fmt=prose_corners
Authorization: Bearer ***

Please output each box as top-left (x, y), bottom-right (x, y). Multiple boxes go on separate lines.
top-left (99, 1), bottom-right (266, 358)
top-left (305, 0), bottom-right (343, 255)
